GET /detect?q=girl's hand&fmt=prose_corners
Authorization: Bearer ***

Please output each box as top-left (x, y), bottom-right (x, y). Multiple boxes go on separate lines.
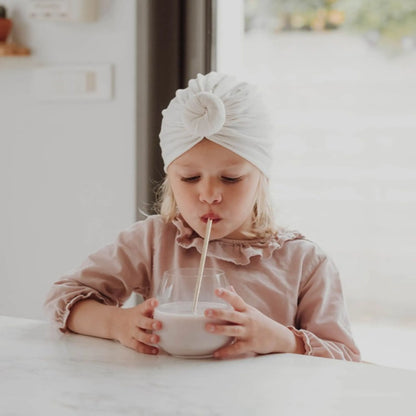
top-left (204, 287), bottom-right (305, 359)
top-left (113, 298), bottom-right (162, 355)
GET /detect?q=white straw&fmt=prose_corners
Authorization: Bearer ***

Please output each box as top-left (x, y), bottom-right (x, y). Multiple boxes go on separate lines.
top-left (192, 218), bottom-right (213, 314)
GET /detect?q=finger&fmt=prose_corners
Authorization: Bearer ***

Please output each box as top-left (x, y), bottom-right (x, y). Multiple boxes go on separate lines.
top-left (132, 327), bottom-right (160, 346)
top-left (206, 322), bottom-right (245, 338)
top-left (213, 340), bottom-right (249, 359)
top-left (204, 307), bottom-right (245, 325)
top-left (227, 285), bottom-right (237, 293)
top-left (127, 338), bottom-right (159, 355)
top-left (215, 288), bottom-right (246, 312)
top-left (139, 298), bottom-right (159, 316)
top-left (135, 315), bottom-right (162, 331)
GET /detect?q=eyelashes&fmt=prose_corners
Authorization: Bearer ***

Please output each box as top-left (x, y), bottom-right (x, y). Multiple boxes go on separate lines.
top-left (180, 176), bottom-right (242, 183)
top-left (221, 176), bottom-right (242, 183)
top-left (181, 176), bottom-right (199, 183)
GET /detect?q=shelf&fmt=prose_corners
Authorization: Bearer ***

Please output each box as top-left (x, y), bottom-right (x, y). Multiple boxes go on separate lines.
top-left (0, 42), bottom-right (31, 57)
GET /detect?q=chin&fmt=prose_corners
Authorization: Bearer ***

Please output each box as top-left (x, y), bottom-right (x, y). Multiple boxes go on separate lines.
top-left (209, 230), bottom-right (225, 240)
top-left (195, 226), bottom-right (225, 241)
top-left (211, 228), bottom-right (238, 240)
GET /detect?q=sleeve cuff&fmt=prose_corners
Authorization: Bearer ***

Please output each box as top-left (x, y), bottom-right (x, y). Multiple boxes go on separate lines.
top-left (59, 291), bottom-right (116, 333)
top-left (287, 326), bottom-right (313, 356)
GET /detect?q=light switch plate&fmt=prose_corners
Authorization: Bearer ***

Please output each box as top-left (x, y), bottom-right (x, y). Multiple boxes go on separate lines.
top-left (27, 0), bottom-right (98, 22)
top-left (33, 64), bottom-right (113, 101)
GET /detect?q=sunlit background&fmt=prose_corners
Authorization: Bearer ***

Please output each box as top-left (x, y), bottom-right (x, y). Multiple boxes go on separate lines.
top-left (217, 0), bottom-right (416, 370)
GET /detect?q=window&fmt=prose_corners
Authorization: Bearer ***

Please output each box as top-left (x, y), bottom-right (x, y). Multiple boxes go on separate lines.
top-left (216, 0), bottom-right (416, 370)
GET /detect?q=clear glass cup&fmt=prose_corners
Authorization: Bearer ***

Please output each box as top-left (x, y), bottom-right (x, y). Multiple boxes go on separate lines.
top-left (154, 268), bottom-right (232, 358)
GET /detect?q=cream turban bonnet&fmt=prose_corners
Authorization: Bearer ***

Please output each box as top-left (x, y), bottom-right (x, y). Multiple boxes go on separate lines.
top-left (159, 72), bottom-right (273, 177)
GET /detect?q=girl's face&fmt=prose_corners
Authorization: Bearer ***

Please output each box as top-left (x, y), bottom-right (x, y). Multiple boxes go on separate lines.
top-left (167, 139), bottom-right (261, 240)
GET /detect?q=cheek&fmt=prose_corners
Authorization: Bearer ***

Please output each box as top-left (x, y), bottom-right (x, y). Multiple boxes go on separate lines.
top-left (231, 184), bottom-right (257, 206)
top-left (171, 185), bottom-right (193, 210)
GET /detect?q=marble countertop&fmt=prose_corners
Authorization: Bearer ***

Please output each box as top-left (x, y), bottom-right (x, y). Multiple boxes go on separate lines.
top-left (1, 315), bottom-right (415, 415)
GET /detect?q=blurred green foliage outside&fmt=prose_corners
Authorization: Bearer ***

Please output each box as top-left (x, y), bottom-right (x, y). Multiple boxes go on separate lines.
top-left (245, 0), bottom-right (416, 49)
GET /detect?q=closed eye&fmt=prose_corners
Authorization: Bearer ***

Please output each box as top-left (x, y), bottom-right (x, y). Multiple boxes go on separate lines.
top-left (221, 176), bottom-right (242, 183)
top-left (181, 176), bottom-right (200, 183)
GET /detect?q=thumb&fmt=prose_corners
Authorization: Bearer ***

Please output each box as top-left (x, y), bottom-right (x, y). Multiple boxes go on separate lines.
top-left (227, 285), bottom-right (237, 293)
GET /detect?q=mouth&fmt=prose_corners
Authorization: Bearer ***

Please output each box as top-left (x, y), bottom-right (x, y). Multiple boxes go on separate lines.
top-left (201, 213), bottom-right (222, 224)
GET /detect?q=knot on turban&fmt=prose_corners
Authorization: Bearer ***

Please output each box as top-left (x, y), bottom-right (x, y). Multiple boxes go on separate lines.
top-left (159, 72), bottom-right (273, 177)
top-left (182, 91), bottom-right (226, 137)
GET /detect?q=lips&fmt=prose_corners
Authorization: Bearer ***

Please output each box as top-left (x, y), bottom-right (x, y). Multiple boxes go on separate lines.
top-left (201, 213), bottom-right (221, 223)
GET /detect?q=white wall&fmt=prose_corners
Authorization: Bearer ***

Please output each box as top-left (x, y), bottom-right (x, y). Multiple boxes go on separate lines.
top-left (0, 0), bottom-right (137, 319)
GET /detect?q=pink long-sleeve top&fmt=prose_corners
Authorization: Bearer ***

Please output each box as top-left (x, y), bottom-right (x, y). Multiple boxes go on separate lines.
top-left (45, 215), bottom-right (360, 361)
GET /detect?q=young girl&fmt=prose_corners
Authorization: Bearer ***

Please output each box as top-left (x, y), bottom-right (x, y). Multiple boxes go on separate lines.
top-left (45, 72), bottom-right (360, 361)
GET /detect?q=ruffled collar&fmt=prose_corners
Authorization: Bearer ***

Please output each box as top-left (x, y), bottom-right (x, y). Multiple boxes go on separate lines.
top-left (172, 216), bottom-right (303, 266)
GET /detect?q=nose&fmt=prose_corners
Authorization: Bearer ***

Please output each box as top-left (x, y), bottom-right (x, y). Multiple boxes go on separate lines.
top-left (198, 178), bottom-right (222, 204)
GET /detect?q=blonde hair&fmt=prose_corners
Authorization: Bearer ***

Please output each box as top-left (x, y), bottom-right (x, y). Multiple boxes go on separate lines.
top-left (154, 173), bottom-right (277, 239)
